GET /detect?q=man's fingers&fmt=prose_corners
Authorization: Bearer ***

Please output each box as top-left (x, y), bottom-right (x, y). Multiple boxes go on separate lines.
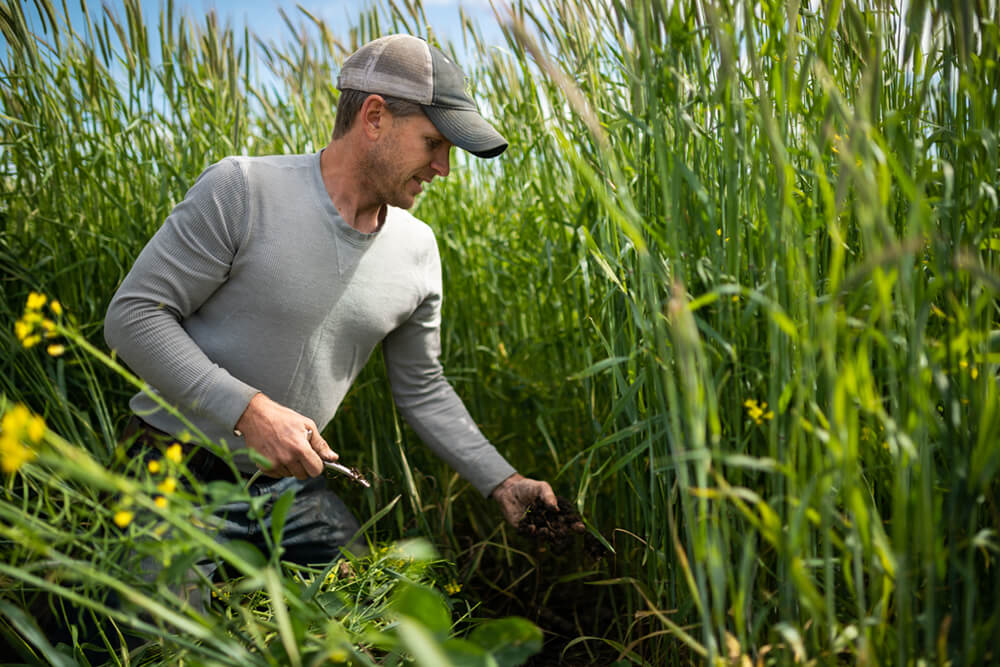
top-left (306, 428), bottom-right (338, 462)
top-left (540, 482), bottom-right (558, 508)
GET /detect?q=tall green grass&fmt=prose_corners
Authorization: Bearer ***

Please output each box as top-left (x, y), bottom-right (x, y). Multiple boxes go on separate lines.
top-left (3, 0), bottom-right (999, 664)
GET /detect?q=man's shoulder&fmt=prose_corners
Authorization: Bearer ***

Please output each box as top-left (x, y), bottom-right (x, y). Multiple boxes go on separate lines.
top-left (384, 207), bottom-right (436, 243)
top-left (220, 152), bottom-right (316, 174)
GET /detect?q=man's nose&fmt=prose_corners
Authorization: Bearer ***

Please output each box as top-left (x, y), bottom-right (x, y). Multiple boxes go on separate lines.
top-left (431, 145), bottom-right (451, 178)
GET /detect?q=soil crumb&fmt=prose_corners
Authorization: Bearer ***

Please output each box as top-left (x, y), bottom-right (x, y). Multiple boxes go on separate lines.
top-left (517, 496), bottom-right (604, 559)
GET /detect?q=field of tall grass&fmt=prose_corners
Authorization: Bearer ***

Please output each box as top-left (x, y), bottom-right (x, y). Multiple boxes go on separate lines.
top-left (2, 0), bottom-right (999, 664)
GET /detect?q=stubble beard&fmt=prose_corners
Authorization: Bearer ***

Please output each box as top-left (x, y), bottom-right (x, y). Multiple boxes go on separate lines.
top-left (362, 139), bottom-right (416, 210)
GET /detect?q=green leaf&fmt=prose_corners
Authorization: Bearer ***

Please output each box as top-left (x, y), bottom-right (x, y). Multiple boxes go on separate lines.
top-left (395, 616), bottom-right (455, 667)
top-left (443, 637), bottom-right (495, 667)
top-left (468, 617), bottom-right (544, 667)
top-left (270, 487), bottom-right (297, 547)
top-left (0, 600), bottom-right (78, 667)
top-left (162, 546), bottom-right (205, 586)
top-left (204, 479), bottom-right (244, 505)
top-left (392, 537), bottom-right (439, 563)
top-left (392, 582), bottom-right (451, 636)
top-left (226, 539), bottom-right (266, 569)
top-left (567, 355), bottom-right (631, 380)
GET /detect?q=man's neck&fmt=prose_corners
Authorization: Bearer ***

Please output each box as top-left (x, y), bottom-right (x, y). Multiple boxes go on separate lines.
top-left (319, 141), bottom-right (385, 234)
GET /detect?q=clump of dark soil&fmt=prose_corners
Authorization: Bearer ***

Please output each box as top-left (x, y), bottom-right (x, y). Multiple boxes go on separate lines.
top-left (452, 495), bottom-right (621, 665)
top-left (517, 495), bottom-right (605, 559)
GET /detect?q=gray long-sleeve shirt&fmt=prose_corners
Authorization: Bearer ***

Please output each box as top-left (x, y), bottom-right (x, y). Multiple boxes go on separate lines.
top-left (104, 151), bottom-right (515, 496)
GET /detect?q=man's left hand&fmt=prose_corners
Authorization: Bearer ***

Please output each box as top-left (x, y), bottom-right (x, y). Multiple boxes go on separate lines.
top-left (490, 473), bottom-right (559, 528)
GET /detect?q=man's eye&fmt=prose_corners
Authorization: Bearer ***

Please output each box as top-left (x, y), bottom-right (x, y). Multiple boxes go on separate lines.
top-left (427, 140), bottom-right (441, 150)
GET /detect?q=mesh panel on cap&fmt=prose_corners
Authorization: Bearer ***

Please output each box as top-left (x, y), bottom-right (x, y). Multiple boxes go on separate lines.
top-left (338, 35), bottom-right (433, 104)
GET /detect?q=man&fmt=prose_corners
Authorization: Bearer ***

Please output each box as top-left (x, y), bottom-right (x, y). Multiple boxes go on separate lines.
top-left (105, 34), bottom-right (558, 566)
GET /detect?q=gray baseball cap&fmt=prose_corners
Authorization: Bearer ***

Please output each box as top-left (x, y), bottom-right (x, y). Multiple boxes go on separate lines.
top-left (336, 34), bottom-right (508, 158)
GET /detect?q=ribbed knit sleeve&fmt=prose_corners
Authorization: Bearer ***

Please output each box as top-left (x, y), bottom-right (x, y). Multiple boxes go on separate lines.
top-left (104, 158), bottom-right (260, 433)
top-left (382, 239), bottom-right (516, 497)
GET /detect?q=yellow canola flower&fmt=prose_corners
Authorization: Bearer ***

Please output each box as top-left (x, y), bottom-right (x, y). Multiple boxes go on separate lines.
top-left (154, 496), bottom-right (168, 509)
top-left (14, 320), bottom-right (31, 341)
top-left (743, 398), bottom-right (774, 425)
top-left (26, 292), bottom-right (47, 310)
top-left (1, 404), bottom-right (32, 433)
top-left (165, 443), bottom-right (183, 464)
top-left (444, 581), bottom-right (462, 595)
top-left (114, 510), bottom-right (134, 528)
top-left (26, 415), bottom-right (45, 443)
top-left (971, 367), bottom-right (979, 380)
top-left (47, 344), bottom-right (65, 357)
top-left (157, 477), bottom-right (177, 495)
top-left (148, 459), bottom-right (162, 474)
top-left (1, 436), bottom-right (35, 474)
top-left (0, 404), bottom-right (43, 474)
top-left (17, 293), bottom-right (66, 351)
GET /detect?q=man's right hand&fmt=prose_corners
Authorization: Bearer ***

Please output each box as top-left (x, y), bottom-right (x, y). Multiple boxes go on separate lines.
top-left (234, 393), bottom-right (338, 479)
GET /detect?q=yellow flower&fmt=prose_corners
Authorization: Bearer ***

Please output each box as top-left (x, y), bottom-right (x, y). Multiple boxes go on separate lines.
top-left (743, 398), bottom-right (773, 425)
top-left (14, 320), bottom-right (30, 341)
top-left (2, 404), bottom-right (31, 433)
top-left (47, 344), bottom-right (65, 357)
top-left (971, 367), bottom-right (979, 380)
top-left (113, 510), bottom-right (134, 528)
top-left (716, 228), bottom-right (722, 237)
top-left (157, 477), bottom-right (177, 495)
top-left (165, 443), bottom-right (183, 464)
top-left (148, 459), bottom-right (162, 474)
top-left (22, 335), bottom-right (41, 349)
top-left (1, 435), bottom-right (36, 474)
top-left (444, 581), bottom-right (462, 595)
top-left (50, 300), bottom-right (63, 316)
top-left (26, 416), bottom-right (45, 443)
top-left (0, 405), bottom-right (42, 474)
top-left (26, 292), bottom-right (47, 310)
top-left (154, 496), bottom-right (168, 509)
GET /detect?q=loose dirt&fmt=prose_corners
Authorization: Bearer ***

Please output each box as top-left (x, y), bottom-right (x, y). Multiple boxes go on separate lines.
top-left (517, 495), bottom-right (605, 560)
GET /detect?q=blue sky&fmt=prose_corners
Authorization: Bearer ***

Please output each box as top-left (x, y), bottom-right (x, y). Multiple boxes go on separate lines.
top-left (43, 0), bottom-right (510, 57)
top-left (8, 0), bottom-right (516, 92)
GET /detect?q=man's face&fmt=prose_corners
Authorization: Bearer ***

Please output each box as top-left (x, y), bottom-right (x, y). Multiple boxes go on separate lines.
top-left (363, 111), bottom-right (452, 210)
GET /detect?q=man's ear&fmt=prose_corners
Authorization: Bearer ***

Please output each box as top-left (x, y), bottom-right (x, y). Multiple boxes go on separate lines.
top-left (359, 94), bottom-right (386, 138)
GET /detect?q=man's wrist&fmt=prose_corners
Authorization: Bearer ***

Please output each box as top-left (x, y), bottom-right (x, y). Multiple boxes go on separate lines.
top-left (233, 392), bottom-right (264, 437)
top-left (490, 472), bottom-right (522, 499)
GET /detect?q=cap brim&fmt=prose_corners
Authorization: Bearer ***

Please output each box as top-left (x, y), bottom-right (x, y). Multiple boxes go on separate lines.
top-left (424, 106), bottom-right (508, 159)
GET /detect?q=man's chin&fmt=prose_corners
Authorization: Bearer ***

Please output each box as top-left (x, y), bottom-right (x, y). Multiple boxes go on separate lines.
top-left (389, 192), bottom-right (417, 210)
